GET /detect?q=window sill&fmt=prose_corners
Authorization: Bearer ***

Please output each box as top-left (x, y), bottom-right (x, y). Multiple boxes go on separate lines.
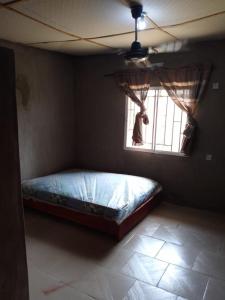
top-left (124, 146), bottom-right (188, 157)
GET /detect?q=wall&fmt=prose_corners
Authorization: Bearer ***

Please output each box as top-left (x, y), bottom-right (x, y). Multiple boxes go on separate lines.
top-left (73, 39), bottom-right (225, 210)
top-left (0, 40), bottom-right (76, 180)
top-left (0, 46), bottom-right (28, 300)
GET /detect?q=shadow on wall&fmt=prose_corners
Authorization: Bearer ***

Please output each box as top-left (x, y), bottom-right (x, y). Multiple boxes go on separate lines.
top-left (16, 74), bottom-right (30, 110)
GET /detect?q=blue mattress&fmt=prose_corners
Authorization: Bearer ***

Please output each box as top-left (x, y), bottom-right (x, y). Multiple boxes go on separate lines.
top-left (22, 169), bottom-right (161, 224)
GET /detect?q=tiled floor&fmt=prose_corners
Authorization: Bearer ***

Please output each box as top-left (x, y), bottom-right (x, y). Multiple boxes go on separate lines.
top-left (25, 202), bottom-right (225, 300)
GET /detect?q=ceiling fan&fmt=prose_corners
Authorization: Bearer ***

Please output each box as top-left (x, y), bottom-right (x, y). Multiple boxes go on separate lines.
top-left (119, 3), bottom-right (163, 68)
top-left (124, 4), bottom-right (149, 65)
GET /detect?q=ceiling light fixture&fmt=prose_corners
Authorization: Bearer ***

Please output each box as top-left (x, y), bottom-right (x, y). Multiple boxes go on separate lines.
top-left (137, 11), bottom-right (147, 30)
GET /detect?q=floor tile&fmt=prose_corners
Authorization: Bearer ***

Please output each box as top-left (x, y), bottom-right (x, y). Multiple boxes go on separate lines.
top-left (156, 242), bottom-right (199, 269)
top-left (28, 265), bottom-right (92, 300)
top-left (26, 238), bottom-right (72, 273)
top-left (158, 264), bottom-right (208, 299)
top-left (24, 203), bottom-right (225, 300)
top-left (216, 238), bottom-right (225, 257)
top-left (43, 286), bottom-right (94, 300)
top-left (152, 225), bottom-right (183, 245)
top-left (28, 265), bottom-right (61, 300)
top-left (123, 280), bottom-right (177, 300)
top-left (123, 234), bottom-right (165, 257)
top-left (193, 251), bottom-right (225, 280)
top-left (147, 203), bottom-right (182, 227)
top-left (204, 278), bottom-right (225, 300)
top-left (71, 266), bottom-right (135, 300)
top-left (132, 221), bottom-right (161, 237)
top-left (96, 247), bottom-right (133, 272)
top-left (176, 225), bottom-right (223, 253)
top-left (45, 252), bottom-right (98, 283)
top-left (121, 252), bottom-right (168, 286)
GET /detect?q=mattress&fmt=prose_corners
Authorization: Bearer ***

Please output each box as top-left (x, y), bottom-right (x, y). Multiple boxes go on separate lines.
top-left (22, 169), bottom-right (161, 224)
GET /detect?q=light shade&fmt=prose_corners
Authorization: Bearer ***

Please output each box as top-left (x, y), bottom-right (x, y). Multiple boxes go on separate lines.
top-left (137, 15), bottom-right (147, 30)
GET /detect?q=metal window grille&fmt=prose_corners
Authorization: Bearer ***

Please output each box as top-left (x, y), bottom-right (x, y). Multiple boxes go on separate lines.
top-left (125, 88), bottom-right (187, 153)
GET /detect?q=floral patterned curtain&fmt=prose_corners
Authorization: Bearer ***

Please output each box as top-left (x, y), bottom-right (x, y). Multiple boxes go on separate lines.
top-left (114, 70), bottom-right (152, 145)
top-left (156, 64), bottom-right (212, 154)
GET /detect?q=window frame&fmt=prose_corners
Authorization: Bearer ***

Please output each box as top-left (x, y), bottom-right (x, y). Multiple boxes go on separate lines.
top-left (124, 87), bottom-right (187, 157)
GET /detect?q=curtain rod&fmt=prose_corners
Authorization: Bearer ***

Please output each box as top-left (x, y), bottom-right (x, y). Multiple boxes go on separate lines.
top-left (104, 66), bottom-right (164, 77)
top-left (104, 68), bottom-right (154, 77)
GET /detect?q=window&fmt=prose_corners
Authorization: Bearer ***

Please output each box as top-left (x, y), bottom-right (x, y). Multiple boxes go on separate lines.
top-left (125, 88), bottom-right (187, 154)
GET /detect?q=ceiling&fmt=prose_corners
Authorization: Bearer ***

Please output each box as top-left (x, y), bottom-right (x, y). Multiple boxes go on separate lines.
top-left (0, 0), bottom-right (225, 55)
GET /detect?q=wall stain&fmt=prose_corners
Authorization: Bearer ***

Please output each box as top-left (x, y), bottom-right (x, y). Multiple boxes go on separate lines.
top-left (16, 74), bottom-right (30, 110)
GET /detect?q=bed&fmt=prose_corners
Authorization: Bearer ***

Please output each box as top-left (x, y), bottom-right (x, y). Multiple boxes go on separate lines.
top-left (22, 169), bottom-right (162, 240)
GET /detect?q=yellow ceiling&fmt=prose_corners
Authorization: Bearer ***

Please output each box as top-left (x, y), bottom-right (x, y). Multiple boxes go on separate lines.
top-left (0, 0), bottom-right (225, 55)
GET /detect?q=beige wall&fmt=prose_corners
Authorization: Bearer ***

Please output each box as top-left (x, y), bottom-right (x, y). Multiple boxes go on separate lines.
top-left (0, 40), bottom-right (76, 180)
top-left (73, 39), bottom-right (225, 210)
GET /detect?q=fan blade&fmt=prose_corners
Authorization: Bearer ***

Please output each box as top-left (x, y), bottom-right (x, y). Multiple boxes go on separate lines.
top-left (125, 57), bottom-right (150, 67)
top-left (117, 49), bottom-right (127, 55)
top-left (112, 48), bottom-right (127, 55)
top-left (150, 62), bottom-right (164, 68)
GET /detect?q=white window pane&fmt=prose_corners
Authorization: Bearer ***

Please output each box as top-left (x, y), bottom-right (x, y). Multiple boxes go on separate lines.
top-left (174, 104), bottom-right (182, 122)
top-left (126, 130), bottom-right (133, 147)
top-left (125, 88), bottom-right (186, 154)
top-left (143, 97), bottom-right (154, 147)
top-left (172, 122), bottom-right (181, 152)
top-left (148, 89), bottom-right (156, 96)
top-left (179, 111), bottom-right (187, 150)
top-left (135, 144), bottom-right (152, 150)
top-left (158, 97), bottom-right (167, 114)
top-left (155, 121), bottom-right (165, 144)
top-left (179, 133), bottom-right (184, 150)
top-left (155, 145), bottom-right (171, 151)
top-left (181, 111), bottom-right (187, 132)
top-left (159, 89), bottom-right (168, 97)
top-left (164, 100), bottom-right (174, 146)
top-left (155, 97), bottom-right (167, 145)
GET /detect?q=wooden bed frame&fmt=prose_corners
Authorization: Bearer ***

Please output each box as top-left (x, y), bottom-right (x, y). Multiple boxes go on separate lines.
top-left (23, 192), bottom-right (161, 240)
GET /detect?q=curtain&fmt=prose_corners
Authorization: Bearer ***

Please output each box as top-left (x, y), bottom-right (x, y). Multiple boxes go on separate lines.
top-left (114, 70), bottom-right (152, 145)
top-left (156, 63), bottom-right (212, 155)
